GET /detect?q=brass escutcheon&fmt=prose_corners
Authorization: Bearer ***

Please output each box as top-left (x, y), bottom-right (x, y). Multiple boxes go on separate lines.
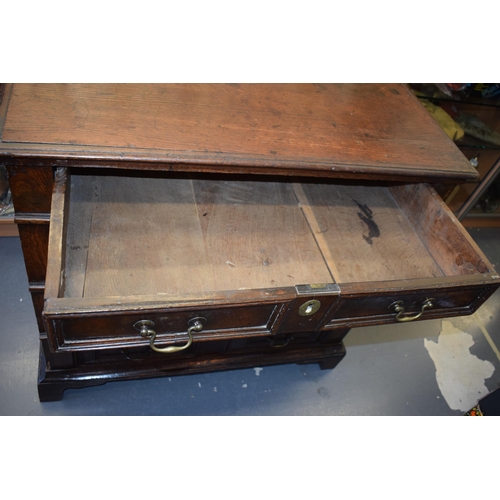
top-left (298, 299), bottom-right (321, 316)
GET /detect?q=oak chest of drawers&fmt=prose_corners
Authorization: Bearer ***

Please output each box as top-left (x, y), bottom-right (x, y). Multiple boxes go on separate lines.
top-left (1, 83), bottom-right (498, 401)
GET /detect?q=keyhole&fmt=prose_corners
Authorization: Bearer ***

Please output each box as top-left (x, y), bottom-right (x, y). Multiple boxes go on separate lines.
top-left (298, 299), bottom-right (321, 316)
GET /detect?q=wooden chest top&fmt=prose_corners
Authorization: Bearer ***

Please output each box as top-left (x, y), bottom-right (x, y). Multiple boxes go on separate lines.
top-left (0, 83), bottom-right (476, 182)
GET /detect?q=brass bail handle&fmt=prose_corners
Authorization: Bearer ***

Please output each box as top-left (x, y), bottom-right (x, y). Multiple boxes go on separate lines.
top-left (390, 298), bottom-right (435, 323)
top-left (134, 318), bottom-right (205, 353)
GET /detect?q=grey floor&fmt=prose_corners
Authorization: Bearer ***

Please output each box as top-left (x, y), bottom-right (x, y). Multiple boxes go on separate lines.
top-left (1, 228), bottom-right (499, 416)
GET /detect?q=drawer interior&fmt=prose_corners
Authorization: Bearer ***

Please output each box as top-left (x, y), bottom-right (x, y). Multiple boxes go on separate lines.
top-left (294, 182), bottom-right (492, 284)
top-left (62, 174), bottom-right (334, 299)
top-left (54, 171), bottom-right (494, 301)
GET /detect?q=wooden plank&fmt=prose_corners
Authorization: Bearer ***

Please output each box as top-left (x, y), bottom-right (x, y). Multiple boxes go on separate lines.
top-left (1, 84), bottom-right (477, 181)
top-left (63, 174), bottom-right (98, 297)
top-left (295, 182), bottom-right (445, 283)
top-left (2, 152), bottom-right (478, 184)
top-left (81, 176), bottom-right (209, 298)
top-left (192, 178), bottom-right (333, 291)
top-left (332, 273), bottom-right (500, 295)
top-left (44, 168), bottom-right (69, 299)
top-left (390, 183), bottom-right (494, 276)
top-left (44, 286), bottom-right (297, 315)
top-left (292, 183), bottom-right (342, 283)
top-left (75, 175), bottom-right (332, 298)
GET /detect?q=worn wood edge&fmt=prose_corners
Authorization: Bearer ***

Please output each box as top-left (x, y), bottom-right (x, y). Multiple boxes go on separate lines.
top-left (0, 84), bottom-right (13, 141)
top-left (0, 141), bottom-right (472, 173)
top-left (44, 168), bottom-right (68, 300)
top-left (44, 273), bottom-right (500, 315)
top-left (403, 84), bottom-right (477, 174)
top-left (338, 273), bottom-right (500, 296)
top-left (0, 146), bottom-right (480, 182)
top-left (391, 183), bottom-right (497, 275)
top-left (43, 287), bottom-right (299, 316)
top-left (425, 183), bottom-right (498, 272)
top-left (291, 183), bottom-right (341, 283)
top-left (14, 213), bottom-right (50, 224)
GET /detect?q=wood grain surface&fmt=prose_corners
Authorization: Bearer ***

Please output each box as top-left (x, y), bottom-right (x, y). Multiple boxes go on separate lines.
top-left (0, 84), bottom-right (477, 181)
top-left (58, 173), bottom-right (498, 299)
top-left (294, 182), bottom-right (445, 283)
top-left (44, 168), bottom-right (69, 300)
top-left (63, 173), bottom-right (333, 298)
top-left (390, 183), bottom-right (492, 276)
top-left (58, 170), bottom-right (497, 304)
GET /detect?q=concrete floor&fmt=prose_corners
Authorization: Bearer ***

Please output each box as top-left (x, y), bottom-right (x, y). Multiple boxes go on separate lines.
top-left (1, 228), bottom-right (499, 415)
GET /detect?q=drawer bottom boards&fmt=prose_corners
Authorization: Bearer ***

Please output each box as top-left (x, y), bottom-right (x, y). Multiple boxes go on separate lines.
top-left (37, 330), bottom-right (348, 401)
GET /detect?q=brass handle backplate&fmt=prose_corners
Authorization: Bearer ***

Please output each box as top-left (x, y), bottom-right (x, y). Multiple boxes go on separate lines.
top-left (390, 298), bottom-right (435, 322)
top-left (134, 317), bottom-right (206, 353)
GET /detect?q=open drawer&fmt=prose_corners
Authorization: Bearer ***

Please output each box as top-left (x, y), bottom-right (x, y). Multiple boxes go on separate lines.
top-left (43, 168), bottom-right (500, 353)
top-left (291, 182), bottom-right (500, 330)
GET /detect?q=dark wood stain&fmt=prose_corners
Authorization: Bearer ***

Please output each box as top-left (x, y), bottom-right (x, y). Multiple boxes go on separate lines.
top-left (351, 198), bottom-right (380, 244)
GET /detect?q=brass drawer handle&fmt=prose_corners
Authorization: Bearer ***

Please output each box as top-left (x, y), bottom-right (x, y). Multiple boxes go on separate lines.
top-left (134, 318), bottom-right (205, 353)
top-left (390, 298), bottom-right (435, 322)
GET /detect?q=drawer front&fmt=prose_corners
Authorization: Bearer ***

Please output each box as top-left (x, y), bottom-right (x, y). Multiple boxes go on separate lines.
top-left (42, 169), bottom-right (500, 356)
top-left (323, 285), bottom-right (495, 329)
top-left (44, 302), bottom-right (288, 351)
